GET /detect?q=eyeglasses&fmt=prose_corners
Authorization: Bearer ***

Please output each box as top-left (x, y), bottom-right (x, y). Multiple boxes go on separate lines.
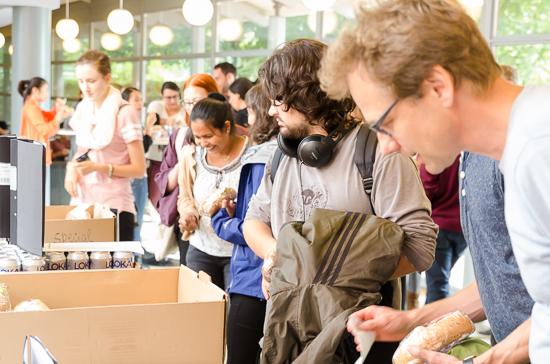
top-left (181, 99), bottom-right (200, 109)
top-left (162, 95), bottom-right (180, 101)
top-left (368, 98), bottom-right (399, 137)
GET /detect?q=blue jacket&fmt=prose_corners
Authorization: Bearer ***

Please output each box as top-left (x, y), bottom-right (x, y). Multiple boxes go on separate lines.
top-left (211, 140), bottom-right (277, 299)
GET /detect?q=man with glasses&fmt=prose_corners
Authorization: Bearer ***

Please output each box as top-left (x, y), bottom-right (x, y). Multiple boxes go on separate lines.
top-left (320, 0), bottom-right (543, 363)
top-left (243, 38), bottom-right (438, 363)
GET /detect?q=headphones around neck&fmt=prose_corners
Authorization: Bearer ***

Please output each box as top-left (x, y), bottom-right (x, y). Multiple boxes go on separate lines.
top-left (277, 117), bottom-right (353, 168)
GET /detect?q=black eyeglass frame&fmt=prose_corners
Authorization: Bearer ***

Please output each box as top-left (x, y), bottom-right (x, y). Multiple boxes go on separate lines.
top-left (368, 98), bottom-right (399, 137)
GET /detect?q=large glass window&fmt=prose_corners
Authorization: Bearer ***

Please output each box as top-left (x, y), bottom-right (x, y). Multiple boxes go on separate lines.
top-left (0, 37), bottom-right (12, 65)
top-left (0, 96), bottom-right (10, 128)
top-left (51, 64), bottom-right (80, 100)
top-left (111, 61), bottom-right (139, 88)
top-left (496, 44), bottom-right (550, 85)
top-left (497, 0), bottom-right (550, 36)
top-left (286, 15), bottom-right (316, 41)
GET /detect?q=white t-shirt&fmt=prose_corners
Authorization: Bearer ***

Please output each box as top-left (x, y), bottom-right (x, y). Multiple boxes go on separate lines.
top-left (146, 100), bottom-right (186, 126)
top-left (499, 84), bottom-right (550, 363)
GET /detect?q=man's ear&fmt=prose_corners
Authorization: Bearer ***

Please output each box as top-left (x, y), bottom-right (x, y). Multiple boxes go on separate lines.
top-left (422, 65), bottom-right (455, 108)
top-left (227, 73), bottom-right (236, 85)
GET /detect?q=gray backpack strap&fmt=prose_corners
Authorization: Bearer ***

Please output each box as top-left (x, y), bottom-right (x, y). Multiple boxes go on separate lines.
top-left (354, 124), bottom-right (378, 198)
top-left (270, 148), bottom-right (284, 184)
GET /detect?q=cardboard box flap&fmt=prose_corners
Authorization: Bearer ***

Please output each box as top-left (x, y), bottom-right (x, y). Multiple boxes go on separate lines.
top-left (178, 265), bottom-right (227, 304)
top-left (0, 269), bottom-right (179, 309)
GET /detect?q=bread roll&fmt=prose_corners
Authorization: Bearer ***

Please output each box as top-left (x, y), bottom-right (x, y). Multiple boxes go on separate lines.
top-left (13, 299), bottom-right (51, 312)
top-left (392, 311), bottom-right (475, 364)
top-left (262, 250), bottom-right (276, 283)
top-left (199, 187), bottom-right (237, 217)
top-left (0, 283), bottom-right (10, 312)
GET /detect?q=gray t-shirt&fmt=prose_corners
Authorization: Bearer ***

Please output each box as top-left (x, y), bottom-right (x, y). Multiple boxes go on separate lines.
top-left (499, 85), bottom-right (550, 362)
top-left (246, 125), bottom-right (438, 272)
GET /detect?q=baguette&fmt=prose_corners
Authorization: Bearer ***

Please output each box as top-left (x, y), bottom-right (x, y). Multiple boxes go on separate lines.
top-left (392, 311), bottom-right (475, 364)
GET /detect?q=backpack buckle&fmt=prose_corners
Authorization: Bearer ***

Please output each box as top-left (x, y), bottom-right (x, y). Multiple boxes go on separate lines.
top-left (363, 177), bottom-right (373, 194)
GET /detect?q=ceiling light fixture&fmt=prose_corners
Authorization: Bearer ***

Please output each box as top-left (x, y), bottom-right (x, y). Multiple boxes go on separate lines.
top-left (182, 0), bottom-right (214, 27)
top-left (107, 0), bottom-right (135, 35)
top-left (56, 0), bottom-right (79, 40)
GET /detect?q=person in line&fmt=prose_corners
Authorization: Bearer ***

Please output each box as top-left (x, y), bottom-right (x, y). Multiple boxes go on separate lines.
top-left (154, 74), bottom-right (220, 265)
top-left (177, 93), bottom-right (251, 290)
top-left (50, 135), bottom-right (71, 162)
top-left (19, 77), bottom-right (72, 165)
top-left (146, 81), bottom-right (187, 213)
top-left (320, 0), bottom-right (541, 362)
top-left (65, 50), bottom-right (145, 242)
top-left (122, 87), bottom-right (154, 244)
top-left (228, 78), bottom-right (254, 128)
top-left (211, 84), bottom-right (279, 364)
top-left (213, 62), bottom-right (237, 97)
top-left (243, 39), bottom-right (438, 363)
top-left (420, 156), bottom-right (467, 304)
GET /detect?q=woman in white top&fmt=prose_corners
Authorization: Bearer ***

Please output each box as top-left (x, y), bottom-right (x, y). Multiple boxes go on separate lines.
top-left (146, 81), bottom-right (187, 132)
top-left (177, 92), bottom-right (251, 290)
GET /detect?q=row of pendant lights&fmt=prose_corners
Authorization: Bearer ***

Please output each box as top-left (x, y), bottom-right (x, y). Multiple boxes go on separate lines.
top-left (55, 0), bottom-right (338, 44)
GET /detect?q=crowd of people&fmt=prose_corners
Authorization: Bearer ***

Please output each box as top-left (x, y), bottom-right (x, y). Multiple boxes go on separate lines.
top-left (14, 0), bottom-right (550, 362)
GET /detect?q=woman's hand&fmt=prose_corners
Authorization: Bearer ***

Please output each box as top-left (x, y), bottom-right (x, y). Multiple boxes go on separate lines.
top-left (74, 161), bottom-right (104, 176)
top-left (145, 112), bottom-right (156, 136)
top-left (55, 97), bottom-right (66, 110)
top-left (179, 212), bottom-right (198, 233)
top-left (221, 200), bottom-right (235, 217)
top-left (64, 163), bottom-right (81, 197)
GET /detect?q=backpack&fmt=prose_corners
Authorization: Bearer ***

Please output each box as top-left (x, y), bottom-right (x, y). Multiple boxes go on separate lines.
top-left (270, 124), bottom-right (378, 199)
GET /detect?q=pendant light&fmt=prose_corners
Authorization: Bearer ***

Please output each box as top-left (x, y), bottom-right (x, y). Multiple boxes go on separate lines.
top-left (0, 33), bottom-right (4, 49)
top-left (182, 0), bottom-right (214, 27)
top-left (56, 0), bottom-right (80, 40)
top-left (149, 13), bottom-right (174, 46)
top-left (107, 0), bottom-right (135, 35)
top-left (218, 19), bottom-right (243, 42)
top-left (8, 44), bottom-right (13, 55)
top-left (302, 0), bottom-right (336, 12)
top-left (307, 11), bottom-right (338, 35)
top-left (63, 39), bottom-right (82, 53)
top-left (101, 33), bottom-right (123, 51)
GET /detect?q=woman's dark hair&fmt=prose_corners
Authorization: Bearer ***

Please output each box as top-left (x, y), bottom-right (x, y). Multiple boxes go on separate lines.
top-left (122, 87), bottom-right (139, 101)
top-left (18, 77), bottom-right (47, 101)
top-left (246, 84), bottom-right (279, 145)
top-left (259, 38), bottom-right (356, 134)
top-left (161, 81), bottom-right (180, 96)
top-left (185, 92), bottom-right (235, 144)
top-left (229, 78), bottom-right (254, 100)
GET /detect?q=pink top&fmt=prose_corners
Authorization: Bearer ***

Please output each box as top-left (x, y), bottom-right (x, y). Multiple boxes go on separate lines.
top-left (72, 103), bottom-right (143, 215)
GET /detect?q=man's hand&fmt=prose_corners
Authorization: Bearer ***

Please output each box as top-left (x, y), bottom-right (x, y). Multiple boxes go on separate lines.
top-left (407, 346), bottom-right (462, 364)
top-left (221, 200), bottom-right (235, 218)
top-left (347, 306), bottom-right (417, 346)
top-left (179, 212), bottom-right (198, 232)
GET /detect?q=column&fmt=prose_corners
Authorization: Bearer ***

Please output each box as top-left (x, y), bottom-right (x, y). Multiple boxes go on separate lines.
top-left (268, 16), bottom-right (286, 50)
top-left (11, 6), bottom-right (52, 206)
top-left (191, 26), bottom-right (206, 75)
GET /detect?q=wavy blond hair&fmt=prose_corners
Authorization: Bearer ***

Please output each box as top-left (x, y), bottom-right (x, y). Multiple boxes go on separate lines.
top-left (319, 0), bottom-right (501, 100)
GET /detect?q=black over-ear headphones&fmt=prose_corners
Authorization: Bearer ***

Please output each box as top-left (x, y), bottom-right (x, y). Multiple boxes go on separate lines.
top-left (277, 116), bottom-right (353, 168)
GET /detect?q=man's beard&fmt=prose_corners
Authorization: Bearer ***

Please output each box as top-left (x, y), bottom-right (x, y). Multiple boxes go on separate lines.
top-left (280, 122), bottom-right (311, 140)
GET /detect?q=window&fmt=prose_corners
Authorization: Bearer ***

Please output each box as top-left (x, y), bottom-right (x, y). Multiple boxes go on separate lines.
top-left (52, 25), bottom-right (90, 62)
top-left (286, 15), bottom-right (315, 41)
top-left (497, 0), bottom-right (550, 36)
top-left (496, 44), bottom-right (550, 85)
top-left (111, 61), bottom-right (139, 88)
top-left (93, 19), bottom-right (141, 59)
top-left (51, 63), bottom-right (80, 100)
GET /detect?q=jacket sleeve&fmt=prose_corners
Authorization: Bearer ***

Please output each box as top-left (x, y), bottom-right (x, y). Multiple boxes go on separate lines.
top-left (419, 163), bottom-right (439, 201)
top-left (372, 151), bottom-right (438, 273)
top-left (27, 105), bottom-right (59, 138)
top-left (212, 164), bottom-right (266, 246)
top-left (244, 154), bottom-right (275, 227)
top-left (177, 146), bottom-right (199, 223)
top-left (41, 107), bottom-right (57, 121)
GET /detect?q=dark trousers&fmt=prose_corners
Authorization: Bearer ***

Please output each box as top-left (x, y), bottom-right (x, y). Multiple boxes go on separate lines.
top-left (175, 227), bottom-right (189, 266)
top-left (118, 211), bottom-right (135, 242)
top-left (425, 229), bottom-right (468, 304)
top-left (227, 293), bottom-right (266, 364)
top-left (186, 244), bottom-right (231, 290)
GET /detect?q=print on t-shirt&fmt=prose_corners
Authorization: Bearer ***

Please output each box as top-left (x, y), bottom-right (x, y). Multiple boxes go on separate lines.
top-left (283, 183), bottom-right (328, 220)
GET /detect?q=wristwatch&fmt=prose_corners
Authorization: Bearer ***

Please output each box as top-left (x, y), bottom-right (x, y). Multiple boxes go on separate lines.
top-left (463, 355), bottom-right (476, 364)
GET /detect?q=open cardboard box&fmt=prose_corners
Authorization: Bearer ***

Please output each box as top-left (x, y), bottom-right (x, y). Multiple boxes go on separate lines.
top-left (0, 266), bottom-right (227, 363)
top-left (44, 205), bottom-right (117, 243)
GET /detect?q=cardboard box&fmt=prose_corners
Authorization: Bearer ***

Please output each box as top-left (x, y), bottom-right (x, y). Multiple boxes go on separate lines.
top-left (0, 266), bottom-right (227, 363)
top-left (45, 205), bottom-right (117, 243)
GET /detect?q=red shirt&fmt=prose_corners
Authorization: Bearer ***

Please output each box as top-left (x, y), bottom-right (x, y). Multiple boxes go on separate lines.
top-left (419, 156), bottom-right (462, 232)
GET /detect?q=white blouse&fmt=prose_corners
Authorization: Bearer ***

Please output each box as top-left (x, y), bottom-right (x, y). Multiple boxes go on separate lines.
top-left (189, 137), bottom-right (251, 257)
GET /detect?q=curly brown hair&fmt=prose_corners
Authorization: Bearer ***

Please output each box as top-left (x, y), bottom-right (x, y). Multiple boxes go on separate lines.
top-left (259, 38), bottom-right (356, 134)
top-left (246, 84), bottom-right (279, 145)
